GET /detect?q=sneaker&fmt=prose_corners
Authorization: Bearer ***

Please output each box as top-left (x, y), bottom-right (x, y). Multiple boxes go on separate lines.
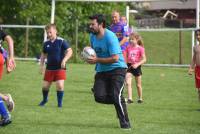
top-left (120, 121), bottom-right (131, 130)
top-left (58, 103), bottom-right (62, 108)
top-left (91, 88), bottom-right (94, 93)
top-left (5, 94), bottom-right (14, 112)
top-left (39, 100), bottom-right (48, 106)
top-left (127, 99), bottom-right (133, 104)
top-left (137, 99), bottom-right (143, 103)
top-left (0, 115), bottom-right (12, 127)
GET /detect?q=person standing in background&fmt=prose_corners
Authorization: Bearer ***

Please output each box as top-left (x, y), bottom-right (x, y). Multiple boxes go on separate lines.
top-left (125, 33), bottom-right (146, 104)
top-left (188, 29), bottom-right (200, 101)
top-left (39, 24), bottom-right (73, 108)
top-left (110, 11), bottom-right (129, 62)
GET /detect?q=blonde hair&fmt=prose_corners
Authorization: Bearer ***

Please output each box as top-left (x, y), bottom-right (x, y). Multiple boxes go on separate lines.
top-left (129, 33), bottom-right (144, 47)
top-left (45, 23), bottom-right (57, 31)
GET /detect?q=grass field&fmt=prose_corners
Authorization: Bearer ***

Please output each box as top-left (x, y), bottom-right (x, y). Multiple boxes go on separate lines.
top-left (140, 31), bottom-right (192, 64)
top-left (0, 61), bottom-right (200, 134)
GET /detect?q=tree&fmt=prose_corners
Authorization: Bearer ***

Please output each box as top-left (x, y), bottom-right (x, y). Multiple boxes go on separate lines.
top-left (0, 0), bottom-right (127, 61)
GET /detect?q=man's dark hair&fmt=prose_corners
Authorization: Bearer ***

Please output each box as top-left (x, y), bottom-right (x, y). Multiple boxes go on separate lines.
top-left (89, 14), bottom-right (106, 28)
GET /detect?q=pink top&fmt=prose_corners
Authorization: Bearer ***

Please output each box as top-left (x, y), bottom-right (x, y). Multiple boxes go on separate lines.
top-left (125, 44), bottom-right (145, 64)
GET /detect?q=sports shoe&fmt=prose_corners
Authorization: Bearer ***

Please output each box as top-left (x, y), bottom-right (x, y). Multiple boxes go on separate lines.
top-left (5, 94), bottom-right (14, 112)
top-left (39, 100), bottom-right (48, 106)
top-left (127, 99), bottom-right (133, 104)
top-left (58, 103), bottom-right (62, 108)
top-left (120, 121), bottom-right (131, 130)
top-left (0, 114), bottom-right (12, 127)
top-left (91, 88), bottom-right (94, 93)
top-left (137, 99), bottom-right (143, 103)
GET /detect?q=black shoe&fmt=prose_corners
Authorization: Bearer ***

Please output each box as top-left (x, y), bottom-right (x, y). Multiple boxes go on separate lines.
top-left (91, 88), bottom-right (94, 93)
top-left (137, 99), bottom-right (143, 103)
top-left (39, 100), bottom-right (48, 106)
top-left (120, 121), bottom-right (131, 130)
top-left (127, 99), bottom-right (133, 104)
top-left (0, 115), bottom-right (12, 126)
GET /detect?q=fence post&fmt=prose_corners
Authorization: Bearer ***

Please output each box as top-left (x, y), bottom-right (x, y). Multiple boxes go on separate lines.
top-left (179, 20), bottom-right (183, 64)
top-left (25, 18), bottom-right (30, 57)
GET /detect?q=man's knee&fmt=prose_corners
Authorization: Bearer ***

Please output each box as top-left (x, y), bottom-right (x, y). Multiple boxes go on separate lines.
top-left (94, 95), bottom-right (105, 103)
top-left (94, 95), bottom-right (114, 104)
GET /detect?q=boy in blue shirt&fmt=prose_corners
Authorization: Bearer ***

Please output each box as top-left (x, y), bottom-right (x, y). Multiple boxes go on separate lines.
top-left (39, 24), bottom-right (73, 108)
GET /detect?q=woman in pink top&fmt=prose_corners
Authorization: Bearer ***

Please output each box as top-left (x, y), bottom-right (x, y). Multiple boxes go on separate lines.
top-left (125, 33), bottom-right (146, 104)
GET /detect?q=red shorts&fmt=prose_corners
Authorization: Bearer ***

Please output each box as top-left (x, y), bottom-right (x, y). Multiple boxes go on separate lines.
top-left (0, 54), bottom-right (4, 80)
top-left (44, 69), bottom-right (66, 82)
top-left (195, 66), bottom-right (200, 88)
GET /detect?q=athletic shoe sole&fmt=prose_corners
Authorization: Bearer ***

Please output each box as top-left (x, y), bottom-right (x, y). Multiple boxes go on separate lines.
top-left (6, 94), bottom-right (14, 112)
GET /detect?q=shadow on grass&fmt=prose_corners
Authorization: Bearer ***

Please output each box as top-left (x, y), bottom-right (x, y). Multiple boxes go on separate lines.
top-left (196, 109), bottom-right (200, 111)
top-left (142, 120), bottom-right (200, 127)
top-left (13, 120), bottom-right (120, 129)
top-left (141, 105), bottom-right (200, 112)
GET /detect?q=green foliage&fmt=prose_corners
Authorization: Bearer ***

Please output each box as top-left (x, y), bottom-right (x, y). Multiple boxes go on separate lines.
top-left (140, 31), bottom-right (192, 64)
top-left (0, 1), bottom-right (126, 60)
top-left (0, 1), bottom-right (192, 64)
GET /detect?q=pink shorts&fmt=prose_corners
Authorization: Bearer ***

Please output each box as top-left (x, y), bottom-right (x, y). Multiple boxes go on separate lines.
top-left (44, 69), bottom-right (66, 82)
top-left (195, 66), bottom-right (200, 88)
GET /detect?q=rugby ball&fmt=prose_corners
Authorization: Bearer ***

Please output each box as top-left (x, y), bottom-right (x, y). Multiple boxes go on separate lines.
top-left (81, 46), bottom-right (96, 60)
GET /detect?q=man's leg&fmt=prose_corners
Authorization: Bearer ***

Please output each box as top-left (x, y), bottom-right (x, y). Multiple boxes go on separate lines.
top-left (0, 97), bottom-right (11, 126)
top-left (56, 80), bottom-right (64, 107)
top-left (111, 69), bottom-right (131, 129)
top-left (39, 81), bottom-right (51, 106)
top-left (93, 73), bottom-right (114, 104)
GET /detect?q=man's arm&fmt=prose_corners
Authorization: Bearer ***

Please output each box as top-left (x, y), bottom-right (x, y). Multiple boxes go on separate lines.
top-left (4, 35), bottom-right (16, 73)
top-left (4, 35), bottom-right (14, 59)
top-left (40, 52), bottom-right (47, 74)
top-left (188, 55), bottom-right (196, 75)
top-left (132, 53), bottom-right (146, 69)
top-left (61, 48), bottom-right (73, 68)
top-left (87, 54), bottom-right (119, 64)
top-left (188, 48), bottom-right (196, 75)
top-left (119, 36), bottom-right (128, 46)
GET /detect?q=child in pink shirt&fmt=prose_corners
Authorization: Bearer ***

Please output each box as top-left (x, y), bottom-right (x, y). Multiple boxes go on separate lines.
top-left (125, 33), bottom-right (146, 104)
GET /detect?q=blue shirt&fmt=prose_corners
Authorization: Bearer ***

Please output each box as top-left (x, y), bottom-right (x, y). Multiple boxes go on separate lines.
top-left (90, 29), bottom-right (127, 72)
top-left (43, 37), bottom-right (70, 70)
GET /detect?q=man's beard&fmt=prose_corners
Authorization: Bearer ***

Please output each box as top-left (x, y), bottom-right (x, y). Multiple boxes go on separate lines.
top-left (88, 28), bottom-right (99, 35)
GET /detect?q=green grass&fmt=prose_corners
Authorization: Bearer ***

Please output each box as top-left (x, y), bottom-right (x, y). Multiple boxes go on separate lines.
top-left (140, 31), bottom-right (192, 64)
top-left (0, 61), bottom-right (200, 134)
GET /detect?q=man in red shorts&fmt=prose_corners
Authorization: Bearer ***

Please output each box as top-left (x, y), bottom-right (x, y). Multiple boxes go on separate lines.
top-left (0, 28), bottom-right (16, 126)
top-left (39, 24), bottom-right (73, 107)
top-left (189, 29), bottom-right (200, 101)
